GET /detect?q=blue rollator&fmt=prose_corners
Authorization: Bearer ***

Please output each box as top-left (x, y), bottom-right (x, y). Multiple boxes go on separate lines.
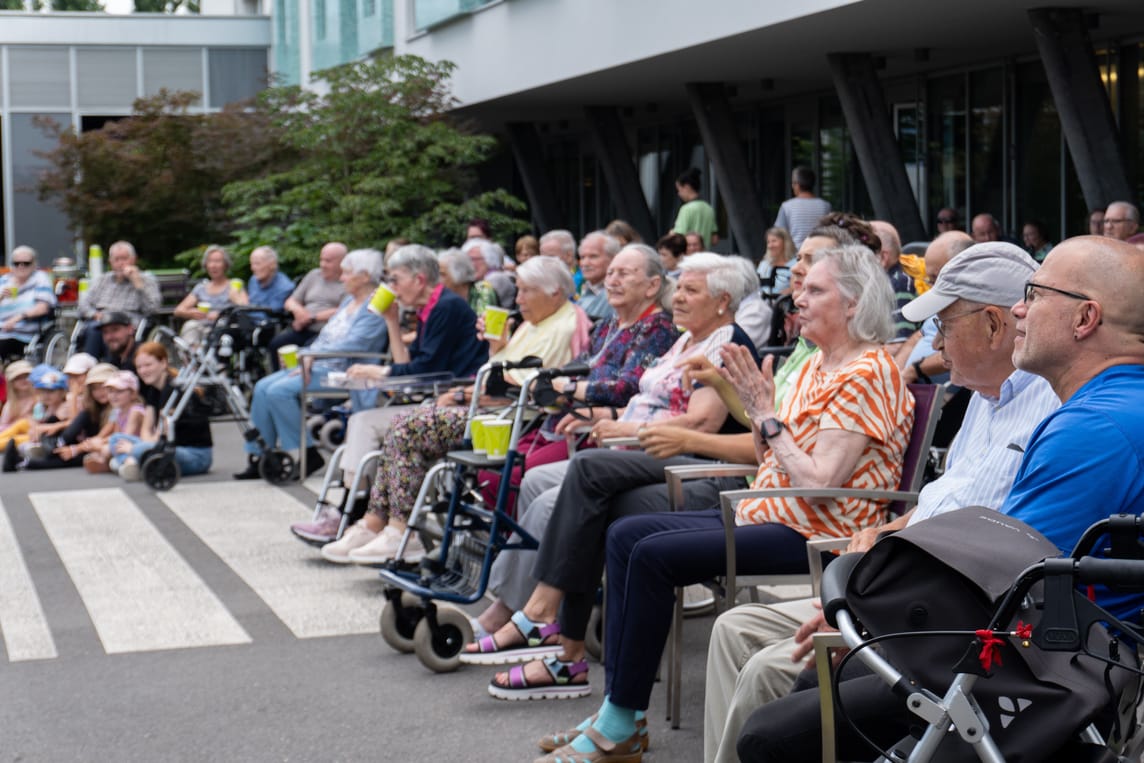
top-left (377, 357), bottom-right (592, 673)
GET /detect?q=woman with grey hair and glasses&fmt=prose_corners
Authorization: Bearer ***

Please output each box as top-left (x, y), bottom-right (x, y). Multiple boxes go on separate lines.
top-left (0, 246), bottom-right (55, 360)
top-left (173, 245), bottom-right (249, 347)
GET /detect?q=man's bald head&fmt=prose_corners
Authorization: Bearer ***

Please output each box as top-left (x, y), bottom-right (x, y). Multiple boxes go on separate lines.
top-left (870, 221), bottom-right (901, 271)
top-left (923, 231), bottom-right (974, 285)
top-left (1014, 236), bottom-right (1144, 400)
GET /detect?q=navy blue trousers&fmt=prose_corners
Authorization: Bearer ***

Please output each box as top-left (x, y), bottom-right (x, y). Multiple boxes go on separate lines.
top-left (603, 509), bottom-right (809, 709)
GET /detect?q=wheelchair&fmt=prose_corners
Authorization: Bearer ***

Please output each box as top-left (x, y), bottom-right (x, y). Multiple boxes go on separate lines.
top-left (375, 357), bottom-right (592, 673)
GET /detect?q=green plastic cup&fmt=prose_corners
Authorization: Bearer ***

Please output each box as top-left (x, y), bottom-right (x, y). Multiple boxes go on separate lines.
top-left (368, 284), bottom-right (396, 314)
top-left (483, 306), bottom-right (511, 340)
top-left (469, 414), bottom-right (497, 454)
top-left (230, 278), bottom-right (245, 292)
top-left (484, 420), bottom-right (513, 462)
top-left (278, 344), bottom-right (299, 370)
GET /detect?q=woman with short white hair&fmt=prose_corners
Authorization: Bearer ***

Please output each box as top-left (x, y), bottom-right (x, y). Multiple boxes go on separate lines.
top-left (235, 249), bottom-right (388, 480)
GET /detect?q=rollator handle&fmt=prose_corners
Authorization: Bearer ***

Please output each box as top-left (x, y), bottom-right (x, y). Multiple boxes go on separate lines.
top-left (820, 552), bottom-right (863, 628)
top-left (1074, 557), bottom-right (1144, 588)
top-left (557, 361), bottom-right (591, 378)
top-left (496, 356), bottom-right (544, 371)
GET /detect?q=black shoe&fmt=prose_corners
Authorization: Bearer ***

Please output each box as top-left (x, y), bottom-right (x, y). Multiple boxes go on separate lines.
top-left (303, 447), bottom-right (325, 478)
top-left (3, 440), bottom-right (18, 473)
top-left (233, 455), bottom-right (261, 480)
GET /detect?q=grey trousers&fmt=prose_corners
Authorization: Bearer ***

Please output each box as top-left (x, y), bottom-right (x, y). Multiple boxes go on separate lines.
top-left (704, 598), bottom-right (820, 763)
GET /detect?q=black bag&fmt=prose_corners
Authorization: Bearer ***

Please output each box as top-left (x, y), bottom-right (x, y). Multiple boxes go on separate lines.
top-left (845, 507), bottom-right (1133, 762)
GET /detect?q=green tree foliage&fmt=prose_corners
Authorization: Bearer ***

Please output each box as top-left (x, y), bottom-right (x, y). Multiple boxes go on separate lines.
top-left (219, 54), bottom-right (528, 275)
top-left (36, 90), bottom-right (286, 268)
top-left (37, 55), bottom-right (527, 277)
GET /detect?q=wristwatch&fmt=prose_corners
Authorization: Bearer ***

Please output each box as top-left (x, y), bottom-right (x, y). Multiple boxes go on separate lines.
top-left (757, 417), bottom-right (784, 440)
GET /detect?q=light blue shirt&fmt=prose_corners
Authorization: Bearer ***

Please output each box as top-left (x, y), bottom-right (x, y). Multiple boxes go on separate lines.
top-left (246, 271), bottom-right (294, 311)
top-left (909, 369), bottom-right (1060, 524)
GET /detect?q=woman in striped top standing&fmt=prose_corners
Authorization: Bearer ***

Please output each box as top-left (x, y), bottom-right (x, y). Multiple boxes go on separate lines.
top-left (533, 244), bottom-right (915, 763)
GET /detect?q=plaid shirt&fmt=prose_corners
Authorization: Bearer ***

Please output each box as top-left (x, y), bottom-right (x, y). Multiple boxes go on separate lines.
top-left (79, 271), bottom-right (161, 320)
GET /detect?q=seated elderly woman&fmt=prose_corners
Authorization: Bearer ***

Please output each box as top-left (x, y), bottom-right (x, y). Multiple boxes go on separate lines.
top-left (0, 246), bottom-right (56, 360)
top-left (313, 246), bottom-right (679, 563)
top-left (439, 247), bottom-right (500, 317)
top-left (458, 252), bottom-right (760, 677)
top-left (530, 245), bottom-right (915, 763)
top-left (172, 245), bottom-right (248, 347)
top-left (301, 255), bottom-right (583, 556)
top-left (234, 249), bottom-right (388, 480)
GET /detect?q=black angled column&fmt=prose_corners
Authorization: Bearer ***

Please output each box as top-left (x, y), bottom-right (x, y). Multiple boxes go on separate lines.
top-left (1028, 7), bottom-right (1133, 209)
top-left (685, 82), bottom-right (767, 261)
top-left (505, 122), bottom-right (563, 234)
top-left (584, 106), bottom-right (657, 242)
top-left (827, 52), bottom-right (926, 242)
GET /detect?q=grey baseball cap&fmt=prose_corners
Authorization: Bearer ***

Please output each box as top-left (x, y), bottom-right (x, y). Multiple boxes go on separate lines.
top-left (901, 242), bottom-right (1039, 323)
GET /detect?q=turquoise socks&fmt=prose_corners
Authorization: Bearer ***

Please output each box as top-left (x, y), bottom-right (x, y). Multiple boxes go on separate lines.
top-left (570, 697), bottom-right (637, 754)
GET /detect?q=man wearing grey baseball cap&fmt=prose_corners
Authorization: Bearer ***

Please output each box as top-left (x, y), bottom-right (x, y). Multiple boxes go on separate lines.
top-left (707, 240), bottom-right (1062, 762)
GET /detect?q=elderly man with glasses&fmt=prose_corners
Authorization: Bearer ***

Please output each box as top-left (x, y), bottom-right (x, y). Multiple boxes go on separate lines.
top-left (1102, 200), bottom-right (1140, 241)
top-left (0, 246), bottom-right (56, 360)
top-left (77, 240), bottom-right (160, 357)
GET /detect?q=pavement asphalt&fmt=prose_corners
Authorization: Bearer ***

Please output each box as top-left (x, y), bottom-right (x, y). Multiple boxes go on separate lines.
top-left (0, 420), bottom-right (750, 762)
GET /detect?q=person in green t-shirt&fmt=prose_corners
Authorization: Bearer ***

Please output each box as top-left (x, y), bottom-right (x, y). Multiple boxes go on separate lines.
top-left (672, 167), bottom-right (717, 248)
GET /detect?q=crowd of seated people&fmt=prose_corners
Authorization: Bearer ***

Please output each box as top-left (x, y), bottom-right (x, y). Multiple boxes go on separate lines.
top-left (5, 196), bottom-right (1144, 763)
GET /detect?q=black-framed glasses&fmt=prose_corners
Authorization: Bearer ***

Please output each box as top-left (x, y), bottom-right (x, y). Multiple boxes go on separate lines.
top-left (1023, 281), bottom-right (1092, 304)
top-left (934, 306), bottom-right (986, 337)
top-left (11, 261), bottom-right (34, 267)
top-left (936, 217), bottom-right (955, 224)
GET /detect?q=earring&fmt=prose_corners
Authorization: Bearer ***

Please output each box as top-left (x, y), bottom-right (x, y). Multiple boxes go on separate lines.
top-left (718, 309), bottom-right (725, 316)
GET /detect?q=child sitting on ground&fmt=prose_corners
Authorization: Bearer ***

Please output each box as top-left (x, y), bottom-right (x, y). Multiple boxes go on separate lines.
top-left (0, 360), bottom-right (35, 447)
top-left (84, 371), bottom-right (145, 474)
top-left (1, 364), bottom-right (73, 464)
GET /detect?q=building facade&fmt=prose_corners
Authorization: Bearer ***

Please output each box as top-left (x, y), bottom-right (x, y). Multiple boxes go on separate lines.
top-left (369, 0), bottom-right (1144, 255)
top-left (0, 12), bottom-right (270, 265)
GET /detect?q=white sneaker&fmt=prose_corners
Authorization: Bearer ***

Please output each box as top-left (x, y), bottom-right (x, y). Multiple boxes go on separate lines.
top-left (348, 525), bottom-right (425, 565)
top-left (119, 458), bottom-right (141, 482)
top-left (320, 521), bottom-right (378, 564)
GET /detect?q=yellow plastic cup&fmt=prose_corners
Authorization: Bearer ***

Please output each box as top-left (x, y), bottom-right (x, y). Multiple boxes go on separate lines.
top-left (368, 284), bottom-right (396, 314)
top-left (78, 278), bottom-right (90, 294)
top-left (483, 306), bottom-right (511, 340)
top-left (7, 286), bottom-right (17, 299)
top-left (278, 344), bottom-right (299, 369)
top-left (230, 278), bottom-right (245, 292)
top-left (484, 420), bottom-right (513, 462)
top-left (196, 302), bottom-right (212, 314)
top-left (469, 414), bottom-right (497, 454)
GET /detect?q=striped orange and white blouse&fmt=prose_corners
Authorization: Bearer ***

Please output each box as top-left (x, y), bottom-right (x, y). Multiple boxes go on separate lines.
top-left (735, 348), bottom-right (915, 540)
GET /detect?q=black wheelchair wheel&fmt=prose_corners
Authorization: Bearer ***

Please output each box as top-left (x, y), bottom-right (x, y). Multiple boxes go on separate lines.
top-left (142, 452), bottom-right (181, 491)
top-left (259, 450), bottom-right (296, 485)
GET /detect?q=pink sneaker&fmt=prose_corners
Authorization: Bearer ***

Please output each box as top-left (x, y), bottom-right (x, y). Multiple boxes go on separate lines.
top-left (319, 521), bottom-right (377, 564)
top-left (291, 507), bottom-right (343, 546)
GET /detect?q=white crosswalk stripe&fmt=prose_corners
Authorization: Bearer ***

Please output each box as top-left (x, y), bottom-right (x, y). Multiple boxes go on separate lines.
top-left (156, 482), bottom-right (382, 639)
top-left (0, 497), bottom-right (57, 662)
top-left (0, 481), bottom-right (390, 661)
top-left (31, 488), bottom-right (252, 654)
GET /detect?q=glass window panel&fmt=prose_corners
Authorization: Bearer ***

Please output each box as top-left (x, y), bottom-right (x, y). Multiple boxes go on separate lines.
top-left (926, 74), bottom-right (967, 233)
top-left (77, 48), bottom-right (137, 108)
top-left (143, 49), bottom-right (204, 99)
top-left (1015, 61), bottom-right (1062, 245)
top-left (208, 49), bottom-right (267, 108)
top-left (969, 68), bottom-right (1005, 231)
top-left (10, 113), bottom-right (75, 261)
top-left (9, 48), bottom-right (70, 109)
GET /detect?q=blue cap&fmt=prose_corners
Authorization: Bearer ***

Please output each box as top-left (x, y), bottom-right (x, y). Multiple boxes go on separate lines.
top-left (30, 364), bottom-right (68, 391)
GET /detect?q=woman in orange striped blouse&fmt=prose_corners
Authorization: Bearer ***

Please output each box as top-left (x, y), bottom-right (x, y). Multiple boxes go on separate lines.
top-left (534, 244), bottom-right (915, 763)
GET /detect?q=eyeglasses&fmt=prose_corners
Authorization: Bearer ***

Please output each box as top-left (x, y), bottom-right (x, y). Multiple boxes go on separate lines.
top-left (11, 261), bottom-right (34, 267)
top-left (936, 217), bottom-right (956, 224)
top-left (1023, 281), bottom-right (1092, 304)
top-left (934, 306), bottom-right (986, 337)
